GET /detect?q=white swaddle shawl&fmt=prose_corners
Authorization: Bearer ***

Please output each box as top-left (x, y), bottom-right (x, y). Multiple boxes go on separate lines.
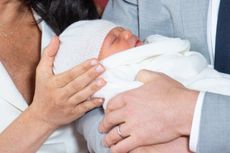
top-left (97, 35), bottom-right (230, 109)
top-left (53, 22), bottom-right (230, 109)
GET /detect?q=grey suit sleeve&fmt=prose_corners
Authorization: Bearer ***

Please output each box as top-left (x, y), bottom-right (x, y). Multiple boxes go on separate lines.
top-left (197, 92), bottom-right (230, 153)
top-left (76, 108), bottom-right (111, 153)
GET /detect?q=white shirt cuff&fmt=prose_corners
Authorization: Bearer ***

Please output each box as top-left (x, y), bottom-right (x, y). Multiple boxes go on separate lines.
top-left (189, 91), bottom-right (205, 152)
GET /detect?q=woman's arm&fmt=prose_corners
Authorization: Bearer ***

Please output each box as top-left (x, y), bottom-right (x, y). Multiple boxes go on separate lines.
top-left (0, 108), bottom-right (56, 153)
top-left (0, 37), bottom-right (106, 153)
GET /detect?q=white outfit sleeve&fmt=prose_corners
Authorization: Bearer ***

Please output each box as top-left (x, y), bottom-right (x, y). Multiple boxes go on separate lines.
top-left (189, 91), bottom-right (206, 152)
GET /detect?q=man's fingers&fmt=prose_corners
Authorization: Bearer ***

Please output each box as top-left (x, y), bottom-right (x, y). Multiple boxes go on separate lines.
top-left (55, 58), bottom-right (99, 86)
top-left (106, 94), bottom-right (126, 113)
top-left (103, 123), bottom-right (129, 147)
top-left (38, 37), bottom-right (60, 77)
top-left (99, 108), bottom-right (125, 133)
top-left (111, 136), bottom-right (138, 153)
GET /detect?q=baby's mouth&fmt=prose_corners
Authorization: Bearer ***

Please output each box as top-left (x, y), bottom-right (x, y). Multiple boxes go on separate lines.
top-left (135, 39), bottom-right (143, 47)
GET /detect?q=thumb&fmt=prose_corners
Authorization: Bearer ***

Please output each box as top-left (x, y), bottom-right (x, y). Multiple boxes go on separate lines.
top-left (135, 69), bottom-right (158, 83)
top-left (38, 36), bottom-right (60, 77)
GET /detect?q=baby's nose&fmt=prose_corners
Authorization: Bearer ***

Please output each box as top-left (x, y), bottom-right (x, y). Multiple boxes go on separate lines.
top-left (120, 30), bottom-right (133, 40)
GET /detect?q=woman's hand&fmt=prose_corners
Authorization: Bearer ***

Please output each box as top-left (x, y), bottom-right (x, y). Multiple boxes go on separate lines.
top-left (30, 37), bottom-right (106, 129)
top-left (130, 137), bottom-right (192, 153)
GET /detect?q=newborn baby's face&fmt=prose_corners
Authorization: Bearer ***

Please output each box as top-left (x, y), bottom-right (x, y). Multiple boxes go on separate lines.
top-left (99, 27), bottom-right (143, 60)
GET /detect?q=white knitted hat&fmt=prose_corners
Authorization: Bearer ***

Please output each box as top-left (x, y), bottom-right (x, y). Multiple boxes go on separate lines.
top-left (54, 19), bottom-right (118, 74)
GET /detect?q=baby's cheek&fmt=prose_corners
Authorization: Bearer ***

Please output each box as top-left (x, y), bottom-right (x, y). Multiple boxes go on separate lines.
top-left (98, 47), bottom-right (126, 60)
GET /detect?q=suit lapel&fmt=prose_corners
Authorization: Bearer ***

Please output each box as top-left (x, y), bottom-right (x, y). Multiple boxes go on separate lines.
top-left (0, 63), bottom-right (28, 111)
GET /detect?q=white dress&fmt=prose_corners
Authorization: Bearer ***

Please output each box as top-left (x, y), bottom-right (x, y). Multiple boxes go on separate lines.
top-left (0, 20), bottom-right (88, 153)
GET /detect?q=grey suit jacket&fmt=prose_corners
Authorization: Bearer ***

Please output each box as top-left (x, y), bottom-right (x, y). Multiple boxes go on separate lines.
top-left (77, 0), bottom-right (230, 152)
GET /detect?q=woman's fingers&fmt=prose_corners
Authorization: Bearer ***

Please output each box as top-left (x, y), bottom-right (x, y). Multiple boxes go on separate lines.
top-left (33, 36), bottom-right (107, 128)
top-left (55, 58), bottom-right (99, 87)
top-left (68, 78), bottom-right (106, 104)
top-left (64, 64), bottom-right (105, 96)
top-left (73, 98), bottom-right (104, 117)
top-left (37, 37), bottom-right (60, 78)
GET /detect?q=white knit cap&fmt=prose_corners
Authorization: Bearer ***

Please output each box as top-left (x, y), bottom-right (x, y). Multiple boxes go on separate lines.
top-left (54, 19), bottom-right (118, 74)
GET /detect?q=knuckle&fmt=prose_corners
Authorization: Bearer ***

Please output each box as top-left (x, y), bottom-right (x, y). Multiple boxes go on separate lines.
top-left (76, 84), bottom-right (84, 91)
top-left (70, 94), bottom-right (83, 104)
top-left (90, 99), bottom-right (100, 107)
top-left (85, 71), bottom-right (93, 79)
top-left (87, 67), bottom-right (99, 78)
top-left (120, 92), bottom-right (132, 103)
top-left (82, 64), bottom-right (89, 72)
top-left (104, 135), bottom-right (111, 145)
top-left (69, 83), bottom-right (78, 91)
top-left (106, 100), bottom-right (118, 112)
top-left (77, 64), bottom-right (89, 73)
top-left (76, 95), bottom-right (85, 102)
top-left (90, 83), bottom-right (99, 91)
top-left (104, 116), bottom-right (114, 126)
top-left (69, 69), bottom-right (77, 80)
top-left (109, 132), bottom-right (117, 144)
top-left (80, 103), bottom-right (91, 112)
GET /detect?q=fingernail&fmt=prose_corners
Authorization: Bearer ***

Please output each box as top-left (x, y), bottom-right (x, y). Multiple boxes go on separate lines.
top-left (96, 79), bottom-right (106, 86)
top-left (95, 98), bottom-right (104, 105)
top-left (95, 65), bottom-right (104, 73)
top-left (98, 98), bottom-right (104, 103)
top-left (90, 59), bottom-right (98, 66)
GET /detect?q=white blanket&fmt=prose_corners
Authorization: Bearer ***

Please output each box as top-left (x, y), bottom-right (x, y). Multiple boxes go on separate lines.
top-left (54, 34), bottom-right (230, 109)
top-left (95, 35), bottom-right (230, 109)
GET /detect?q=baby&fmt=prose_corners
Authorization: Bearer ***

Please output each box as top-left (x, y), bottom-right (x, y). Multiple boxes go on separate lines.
top-left (53, 19), bottom-right (230, 109)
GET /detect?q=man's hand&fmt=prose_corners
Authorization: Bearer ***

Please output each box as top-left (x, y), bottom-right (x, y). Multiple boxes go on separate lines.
top-left (130, 137), bottom-right (193, 153)
top-left (99, 70), bottom-right (198, 153)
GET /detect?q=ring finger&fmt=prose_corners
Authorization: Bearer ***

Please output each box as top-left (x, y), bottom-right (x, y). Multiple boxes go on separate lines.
top-left (103, 123), bottom-right (130, 147)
